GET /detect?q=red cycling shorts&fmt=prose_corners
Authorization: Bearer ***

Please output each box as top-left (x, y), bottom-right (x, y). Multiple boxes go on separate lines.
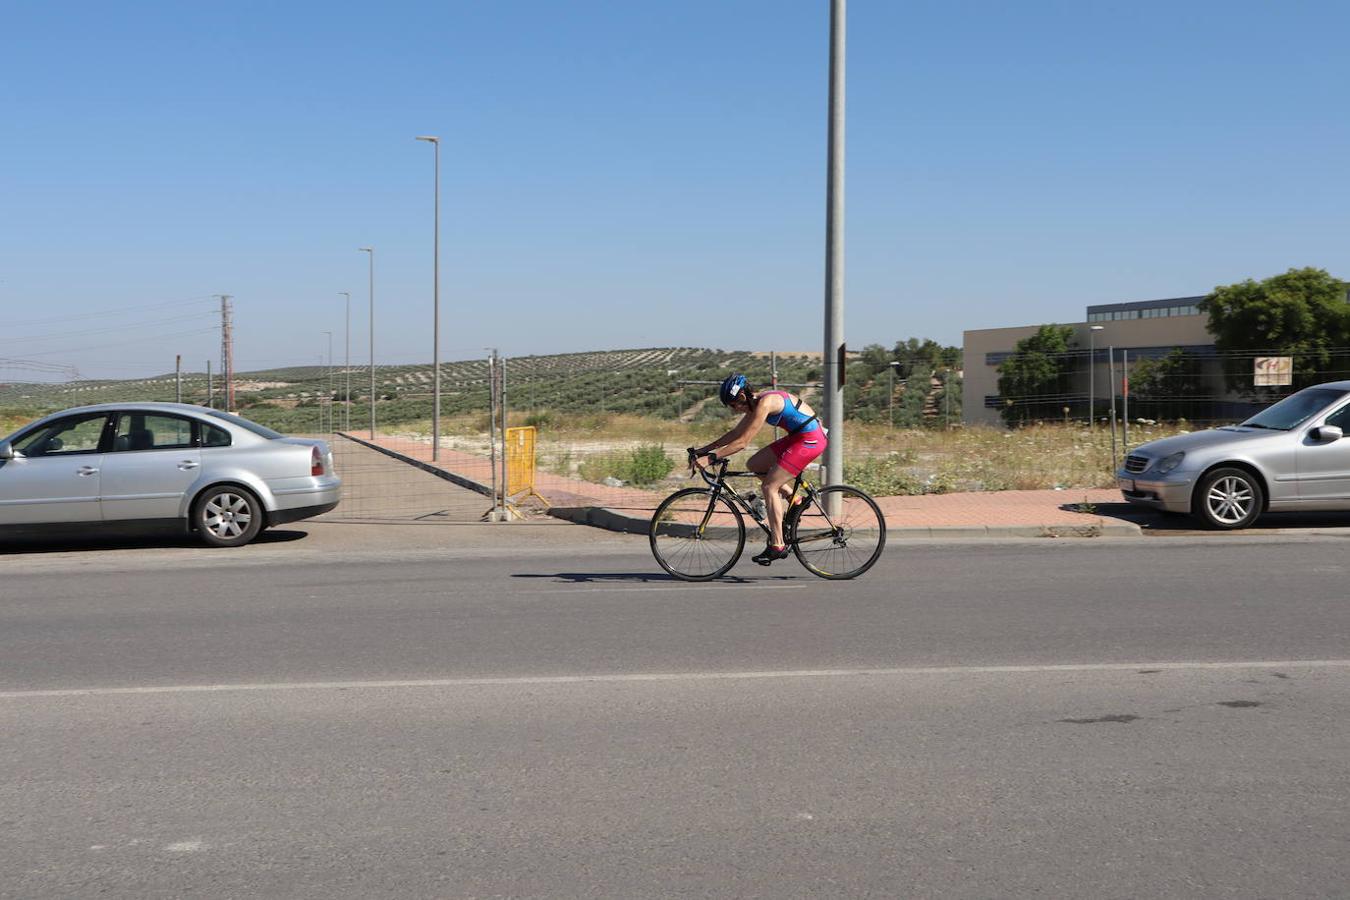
top-left (769, 428), bottom-right (827, 476)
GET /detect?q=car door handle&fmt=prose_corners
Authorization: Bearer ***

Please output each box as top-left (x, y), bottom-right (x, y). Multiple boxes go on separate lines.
top-left (77, 466), bottom-right (99, 476)
top-left (178, 460), bottom-right (200, 470)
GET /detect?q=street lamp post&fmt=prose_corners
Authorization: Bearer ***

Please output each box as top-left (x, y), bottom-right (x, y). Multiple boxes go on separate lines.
top-left (415, 135), bottom-right (442, 461)
top-left (322, 330), bottom-right (333, 433)
top-left (888, 361), bottom-right (900, 430)
top-left (340, 292), bottom-right (351, 432)
top-left (359, 247), bottom-right (375, 438)
top-left (822, 0), bottom-right (846, 498)
top-left (1089, 325), bottom-right (1104, 428)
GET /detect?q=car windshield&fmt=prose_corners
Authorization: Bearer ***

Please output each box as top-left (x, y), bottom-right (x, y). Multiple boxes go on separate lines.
top-left (204, 409), bottom-right (285, 440)
top-left (1241, 388), bottom-right (1349, 431)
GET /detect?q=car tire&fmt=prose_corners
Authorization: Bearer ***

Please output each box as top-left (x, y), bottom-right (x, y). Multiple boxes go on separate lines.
top-left (1193, 467), bottom-right (1263, 530)
top-left (194, 485), bottom-right (265, 548)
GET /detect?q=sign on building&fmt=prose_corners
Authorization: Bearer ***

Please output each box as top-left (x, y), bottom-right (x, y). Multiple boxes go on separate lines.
top-left (1254, 357), bottom-right (1293, 387)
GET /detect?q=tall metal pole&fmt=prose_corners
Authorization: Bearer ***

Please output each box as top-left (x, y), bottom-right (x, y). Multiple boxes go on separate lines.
top-left (416, 136), bottom-right (442, 460)
top-left (322, 331), bottom-right (333, 434)
top-left (1122, 349), bottom-right (1130, 454)
top-left (207, 360), bottom-right (213, 409)
top-left (1109, 347), bottom-right (1119, 471)
top-left (175, 355), bottom-right (182, 403)
top-left (888, 364), bottom-right (894, 430)
top-left (218, 295), bottom-right (234, 412)
top-left (487, 350), bottom-right (499, 519)
top-left (1088, 325), bottom-right (1103, 428)
top-left (500, 355), bottom-right (508, 510)
top-left (340, 292), bottom-right (351, 431)
top-left (1088, 330), bottom-right (1095, 427)
top-left (359, 248), bottom-right (375, 438)
top-left (822, 0), bottom-right (846, 491)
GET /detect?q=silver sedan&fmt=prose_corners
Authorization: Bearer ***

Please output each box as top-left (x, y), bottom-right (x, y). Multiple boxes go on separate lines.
top-left (0, 402), bottom-right (341, 547)
top-left (1118, 381), bottom-right (1350, 529)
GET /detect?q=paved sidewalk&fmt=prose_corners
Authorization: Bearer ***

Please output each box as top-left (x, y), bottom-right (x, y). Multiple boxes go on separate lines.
top-left (351, 434), bottom-right (1139, 537)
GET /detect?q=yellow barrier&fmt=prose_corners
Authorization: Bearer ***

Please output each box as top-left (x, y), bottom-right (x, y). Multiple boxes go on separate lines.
top-left (505, 426), bottom-right (548, 506)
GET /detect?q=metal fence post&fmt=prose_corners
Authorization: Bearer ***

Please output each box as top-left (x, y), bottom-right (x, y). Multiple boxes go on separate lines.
top-left (500, 355), bottom-right (508, 512)
top-left (487, 351), bottom-right (498, 519)
top-left (1122, 349), bottom-right (1130, 454)
top-left (1109, 347), bottom-right (1118, 472)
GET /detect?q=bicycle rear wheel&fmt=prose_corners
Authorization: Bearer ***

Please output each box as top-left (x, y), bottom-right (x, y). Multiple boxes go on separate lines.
top-left (787, 485), bottom-right (886, 580)
top-left (649, 488), bottom-right (746, 581)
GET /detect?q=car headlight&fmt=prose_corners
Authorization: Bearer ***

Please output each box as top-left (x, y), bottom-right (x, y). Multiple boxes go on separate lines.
top-left (1156, 451), bottom-right (1185, 475)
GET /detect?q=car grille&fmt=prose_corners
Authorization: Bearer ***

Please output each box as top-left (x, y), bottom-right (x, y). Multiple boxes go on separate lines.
top-left (1124, 455), bottom-right (1149, 474)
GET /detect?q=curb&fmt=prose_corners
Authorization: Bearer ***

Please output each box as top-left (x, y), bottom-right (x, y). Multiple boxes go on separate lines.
top-left (547, 506), bottom-right (1145, 539)
top-left (547, 507), bottom-right (652, 535)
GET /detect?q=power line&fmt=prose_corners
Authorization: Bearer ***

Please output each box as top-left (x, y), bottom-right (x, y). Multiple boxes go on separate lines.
top-left (3, 296), bottom-right (218, 329)
top-left (21, 326), bottom-right (220, 358)
top-left (0, 309), bottom-right (218, 346)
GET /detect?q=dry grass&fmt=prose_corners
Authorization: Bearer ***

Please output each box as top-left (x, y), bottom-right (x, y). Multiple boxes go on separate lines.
top-left (858, 422), bottom-right (1190, 492)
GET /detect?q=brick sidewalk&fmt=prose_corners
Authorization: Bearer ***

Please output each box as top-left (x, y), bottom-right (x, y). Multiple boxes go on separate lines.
top-left (354, 434), bottom-right (1135, 536)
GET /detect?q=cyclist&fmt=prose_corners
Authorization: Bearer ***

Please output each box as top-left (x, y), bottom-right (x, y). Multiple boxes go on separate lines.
top-left (689, 373), bottom-right (827, 565)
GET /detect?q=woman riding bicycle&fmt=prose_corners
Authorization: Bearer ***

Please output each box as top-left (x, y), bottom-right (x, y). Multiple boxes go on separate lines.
top-left (688, 373), bottom-right (827, 565)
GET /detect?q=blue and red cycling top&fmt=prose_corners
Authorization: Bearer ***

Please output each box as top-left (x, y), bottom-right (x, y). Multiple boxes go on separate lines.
top-left (761, 390), bottom-right (821, 434)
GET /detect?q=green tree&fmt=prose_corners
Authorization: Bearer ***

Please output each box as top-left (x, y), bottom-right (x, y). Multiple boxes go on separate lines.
top-left (1200, 267), bottom-right (1350, 391)
top-left (997, 324), bottom-right (1075, 426)
top-left (1129, 349), bottom-right (1204, 420)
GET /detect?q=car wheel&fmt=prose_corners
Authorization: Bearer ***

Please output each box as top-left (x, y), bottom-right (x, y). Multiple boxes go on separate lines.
top-left (1194, 467), bottom-right (1263, 530)
top-left (194, 485), bottom-right (264, 547)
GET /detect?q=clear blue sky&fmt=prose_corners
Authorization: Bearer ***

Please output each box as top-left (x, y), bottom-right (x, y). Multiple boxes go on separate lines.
top-left (3, 0), bottom-right (1348, 379)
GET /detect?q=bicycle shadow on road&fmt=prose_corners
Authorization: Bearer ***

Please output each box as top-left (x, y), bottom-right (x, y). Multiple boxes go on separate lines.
top-left (512, 572), bottom-right (799, 585)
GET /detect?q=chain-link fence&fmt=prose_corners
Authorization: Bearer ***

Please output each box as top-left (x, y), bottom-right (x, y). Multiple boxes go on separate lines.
top-left (24, 343), bottom-right (1304, 513)
top-left (986, 346), bottom-right (1339, 427)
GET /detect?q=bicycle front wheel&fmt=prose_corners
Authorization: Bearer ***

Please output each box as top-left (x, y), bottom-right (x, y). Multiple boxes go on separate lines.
top-left (649, 488), bottom-right (746, 581)
top-left (788, 485), bottom-right (886, 580)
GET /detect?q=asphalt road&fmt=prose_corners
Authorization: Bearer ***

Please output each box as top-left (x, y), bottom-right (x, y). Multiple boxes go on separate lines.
top-left (3, 525), bottom-right (1350, 898)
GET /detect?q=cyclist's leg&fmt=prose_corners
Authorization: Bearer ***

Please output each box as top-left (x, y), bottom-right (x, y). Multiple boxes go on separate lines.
top-left (748, 441), bottom-right (797, 502)
top-left (761, 464), bottom-right (795, 548)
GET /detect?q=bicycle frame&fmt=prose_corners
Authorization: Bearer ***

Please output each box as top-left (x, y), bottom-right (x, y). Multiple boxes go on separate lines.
top-left (692, 459), bottom-right (841, 547)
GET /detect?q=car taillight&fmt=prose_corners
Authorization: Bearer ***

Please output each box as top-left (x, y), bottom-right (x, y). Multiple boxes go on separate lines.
top-left (311, 446), bottom-right (324, 476)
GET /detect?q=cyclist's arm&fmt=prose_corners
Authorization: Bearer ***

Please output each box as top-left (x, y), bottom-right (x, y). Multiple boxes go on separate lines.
top-left (695, 403), bottom-right (774, 459)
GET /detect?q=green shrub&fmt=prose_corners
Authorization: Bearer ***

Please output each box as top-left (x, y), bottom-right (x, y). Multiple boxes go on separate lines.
top-left (525, 411), bottom-right (554, 428)
top-left (574, 445), bottom-right (675, 486)
top-left (626, 444), bottom-right (674, 485)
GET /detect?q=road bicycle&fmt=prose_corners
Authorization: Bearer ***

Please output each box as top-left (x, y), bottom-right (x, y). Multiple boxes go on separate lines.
top-left (648, 452), bottom-right (886, 581)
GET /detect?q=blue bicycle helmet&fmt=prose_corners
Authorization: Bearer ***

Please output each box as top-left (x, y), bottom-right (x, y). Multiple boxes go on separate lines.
top-left (719, 373), bottom-right (748, 406)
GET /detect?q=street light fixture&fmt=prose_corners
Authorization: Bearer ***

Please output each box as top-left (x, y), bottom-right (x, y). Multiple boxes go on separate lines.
top-left (1089, 325), bottom-right (1105, 429)
top-left (359, 247), bottom-right (375, 438)
top-left (415, 135), bottom-right (442, 461)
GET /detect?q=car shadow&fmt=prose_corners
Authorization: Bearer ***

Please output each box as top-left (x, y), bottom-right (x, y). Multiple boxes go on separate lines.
top-left (512, 572), bottom-right (799, 584)
top-left (1068, 501), bottom-right (1350, 534)
top-left (0, 528), bottom-right (310, 555)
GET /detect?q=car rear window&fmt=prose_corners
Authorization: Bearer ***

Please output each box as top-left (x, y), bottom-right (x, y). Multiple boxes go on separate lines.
top-left (204, 409), bottom-right (285, 440)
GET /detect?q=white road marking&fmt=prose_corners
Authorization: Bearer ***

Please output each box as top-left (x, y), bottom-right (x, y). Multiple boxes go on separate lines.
top-left (1, 660), bottom-right (1347, 700)
top-left (164, 840), bottom-right (206, 853)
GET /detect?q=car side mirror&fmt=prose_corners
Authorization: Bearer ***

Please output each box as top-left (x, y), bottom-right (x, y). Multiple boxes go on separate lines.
top-left (0, 442), bottom-right (13, 460)
top-left (1315, 425), bottom-right (1344, 442)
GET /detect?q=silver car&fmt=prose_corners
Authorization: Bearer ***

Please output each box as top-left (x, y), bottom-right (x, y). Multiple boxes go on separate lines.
top-left (0, 402), bottom-right (340, 547)
top-left (1118, 381), bottom-right (1350, 529)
